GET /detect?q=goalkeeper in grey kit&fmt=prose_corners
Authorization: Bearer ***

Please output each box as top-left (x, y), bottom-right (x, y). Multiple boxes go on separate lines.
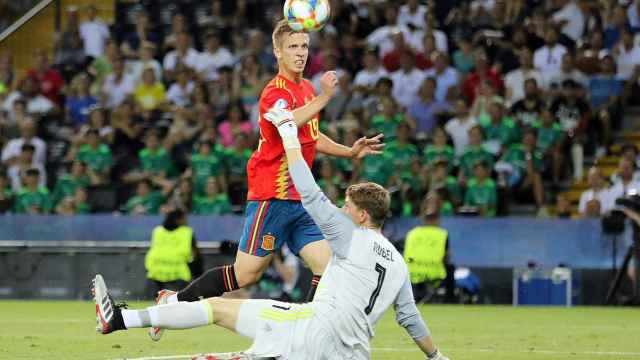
top-left (92, 106), bottom-right (449, 359)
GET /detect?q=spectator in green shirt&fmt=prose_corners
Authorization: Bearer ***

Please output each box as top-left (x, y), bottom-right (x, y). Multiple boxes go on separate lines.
top-left (73, 187), bottom-right (91, 214)
top-left (385, 122), bottom-right (419, 176)
top-left (458, 125), bottom-right (495, 180)
top-left (193, 177), bottom-right (232, 215)
top-left (354, 151), bottom-right (393, 187)
top-left (333, 129), bottom-right (359, 180)
top-left (89, 39), bottom-right (117, 91)
top-left (55, 187), bottom-right (91, 215)
top-left (388, 122), bottom-right (423, 216)
top-left (463, 161), bottom-right (497, 217)
top-left (316, 158), bottom-right (344, 205)
top-left (13, 168), bottom-right (52, 214)
top-left (496, 130), bottom-right (546, 214)
top-left (141, 130), bottom-right (173, 176)
top-left (225, 133), bottom-right (252, 204)
top-left (125, 130), bottom-right (174, 183)
top-left (52, 160), bottom-right (91, 206)
top-left (432, 188), bottom-right (456, 217)
top-left (124, 179), bottom-right (166, 215)
top-left (423, 127), bottom-right (455, 171)
top-left (479, 101), bottom-right (521, 154)
top-left (370, 96), bottom-right (404, 140)
top-left (533, 108), bottom-right (566, 183)
top-left (429, 158), bottom-right (463, 208)
top-left (55, 197), bottom-right (78, 215)
top-left (76, 129), bottom-right (112, 185)
top-left (0, 170), bottom-right (13, 213)
top-left (191, 140), bottom-right (227, 196)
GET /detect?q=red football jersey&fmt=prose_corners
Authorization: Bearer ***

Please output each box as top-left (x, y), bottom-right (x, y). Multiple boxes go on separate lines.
top-left (247, 74), bottom-right (320, 201)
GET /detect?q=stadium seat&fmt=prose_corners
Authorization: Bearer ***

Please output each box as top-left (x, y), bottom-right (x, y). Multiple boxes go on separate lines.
top-left (88, 186), bottom-right (118, 213)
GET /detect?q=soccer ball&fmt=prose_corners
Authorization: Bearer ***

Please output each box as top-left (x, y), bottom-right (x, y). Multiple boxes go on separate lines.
top-left (284, 0), bottom-right (331, 32)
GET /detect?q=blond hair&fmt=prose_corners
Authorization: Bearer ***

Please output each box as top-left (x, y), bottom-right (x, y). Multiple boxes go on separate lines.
top-left (272, 19), bottom-right (301, 48)
top-left (346, 182), bottom-right (390, 227)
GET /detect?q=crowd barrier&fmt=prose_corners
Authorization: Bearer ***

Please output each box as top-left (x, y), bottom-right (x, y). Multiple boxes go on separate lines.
top-left (0, 215), bottom-right (625, 269)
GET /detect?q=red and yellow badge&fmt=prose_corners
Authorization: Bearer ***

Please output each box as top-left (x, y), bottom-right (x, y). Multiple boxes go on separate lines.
top-left (261, 234), bottom-right (276, 251)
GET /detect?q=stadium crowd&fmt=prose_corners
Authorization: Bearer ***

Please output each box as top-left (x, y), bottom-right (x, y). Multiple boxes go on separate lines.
top-left (1, 0), bottom-right (640, 218)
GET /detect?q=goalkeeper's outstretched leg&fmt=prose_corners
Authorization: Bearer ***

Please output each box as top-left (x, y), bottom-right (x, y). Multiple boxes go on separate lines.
top-left (94, 274), bottom-right (319, 358)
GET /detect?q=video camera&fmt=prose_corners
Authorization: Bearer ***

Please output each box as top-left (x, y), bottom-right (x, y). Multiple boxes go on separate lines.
top-left (616, 193), bottom-right (640, 212)
top-left (602, 194), bottom-right (640, 234)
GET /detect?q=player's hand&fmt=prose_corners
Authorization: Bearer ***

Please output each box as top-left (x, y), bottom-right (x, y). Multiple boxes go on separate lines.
top-left (264, 107), bottom-right (294, 127)
top-left (320, 71), bottom-right (338, 98)
top-left (265, 107), bottom-right (300, 149)
top-left (350, 133), bottom-right (385, 159)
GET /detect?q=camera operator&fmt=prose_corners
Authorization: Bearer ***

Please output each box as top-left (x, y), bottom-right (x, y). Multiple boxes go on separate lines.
top-left (602, 158), bottom-right (640, 213)
top-left (617, 205), bottom-right (640, 296)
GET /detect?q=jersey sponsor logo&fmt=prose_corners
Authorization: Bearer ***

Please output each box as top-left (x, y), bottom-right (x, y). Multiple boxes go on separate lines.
top-left (262, 234), bottom-right (276, 251)
top-left (274, 98), bottom-right (289, 110)
top-left (373, 242), bottom-right (394, 262)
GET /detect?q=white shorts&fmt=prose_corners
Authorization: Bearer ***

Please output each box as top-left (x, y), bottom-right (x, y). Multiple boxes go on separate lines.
top-left (234, 300), bottom-right (346, 360)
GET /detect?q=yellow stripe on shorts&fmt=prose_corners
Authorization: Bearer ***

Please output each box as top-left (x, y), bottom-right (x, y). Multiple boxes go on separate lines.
top-left (259, 308), bottom-right (313, 323)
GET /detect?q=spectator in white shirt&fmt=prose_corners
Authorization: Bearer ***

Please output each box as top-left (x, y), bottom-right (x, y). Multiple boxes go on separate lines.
top-left (629, 0), bottom-right (640, 30)
top-left (551, 0), bottom-right (585, 42)
top-left (424, 51), bottom-right (459, 102)
top-left (602, 158), bottom-right (640, 213)
top-left (542, 52), bottom-right (588, 91)
top-left (579, 166), bottom-right (608, 217)
top-left (79, 4), bottom-right (110, 58)
top-left (391, 49), bottom-right (425, 109)
top-left (408, 13), bottom-right (448, 54)
top-left (7, 143), bottom-right (46, 191)
top-left (162, 13), bottom-right (188, 52)
top-left (397, 0), bottom-right (428, 29)
top-left (471, 0), bottom-right (496, 13)
top-left (2, 76), bottom-right (55, 115)
top-left (534, 27), bottom-right (567, 72)
top-left (353, 49), bottom-right (388, 94)
top-left (127, 41), bottom-right (162, 83)
top-left (166, 67), bottom-right (195, 108)
top-left (163, 32), bottom-right (200, 81)
top-left (311, 52), bottom-right (345, 93)
top-left (613, 28), bottom-right (640, 81)
top-left (445, 98), bottom-right (478, 157)
top-left (366, 4), bottom-right (411, 58)
top-left (196, 31), bottom-right (235, 82)
top-left (504, 48), bottom-right (544, 105)
top-left (1, 117), bottom-right (47, 168)
top-left (610, 144), bottom-right (640, 184)
top-left (101, 57), bottom-right (135, 109)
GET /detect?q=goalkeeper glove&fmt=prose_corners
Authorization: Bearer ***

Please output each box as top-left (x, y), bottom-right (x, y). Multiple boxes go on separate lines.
top-left (264, 107), bottom-right (300, 150)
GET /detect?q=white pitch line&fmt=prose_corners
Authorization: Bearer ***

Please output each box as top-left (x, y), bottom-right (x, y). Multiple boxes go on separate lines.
top-left (109, 355), bottom-right (198, 360)
top-left (111, 348), bottom-right (640, 360)
top-left (373, 347), bottom-right (640, 357)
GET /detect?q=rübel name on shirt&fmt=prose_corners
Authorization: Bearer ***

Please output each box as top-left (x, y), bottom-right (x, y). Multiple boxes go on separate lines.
top-left (373, 242), bottom-right (394, 262)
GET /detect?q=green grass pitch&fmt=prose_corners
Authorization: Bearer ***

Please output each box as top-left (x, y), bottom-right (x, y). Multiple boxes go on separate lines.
top-left (1, 301), bottom-right (639, 360)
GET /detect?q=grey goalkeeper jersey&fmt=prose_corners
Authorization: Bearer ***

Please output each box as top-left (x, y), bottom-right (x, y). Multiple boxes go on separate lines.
top-left (288, 160), bottom-right (430, 352)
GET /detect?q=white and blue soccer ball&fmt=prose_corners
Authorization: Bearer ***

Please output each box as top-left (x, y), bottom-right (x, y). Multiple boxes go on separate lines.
top-left (283, 0), bottom-right (331, 32)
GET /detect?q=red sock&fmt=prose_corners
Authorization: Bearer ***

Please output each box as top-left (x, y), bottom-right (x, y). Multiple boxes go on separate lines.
top-left (306, 275), bottom-right (321, 302)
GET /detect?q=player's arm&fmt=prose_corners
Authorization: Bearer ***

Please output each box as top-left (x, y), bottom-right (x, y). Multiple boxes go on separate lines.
top-left (265, 108), bottom-right (354, 258)
top-left (394, 275), bottom-right (444, 359)
top-left (317, 132), bottom-right (385, 158)
top-left (291, 71), bottom-right (338, 127)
